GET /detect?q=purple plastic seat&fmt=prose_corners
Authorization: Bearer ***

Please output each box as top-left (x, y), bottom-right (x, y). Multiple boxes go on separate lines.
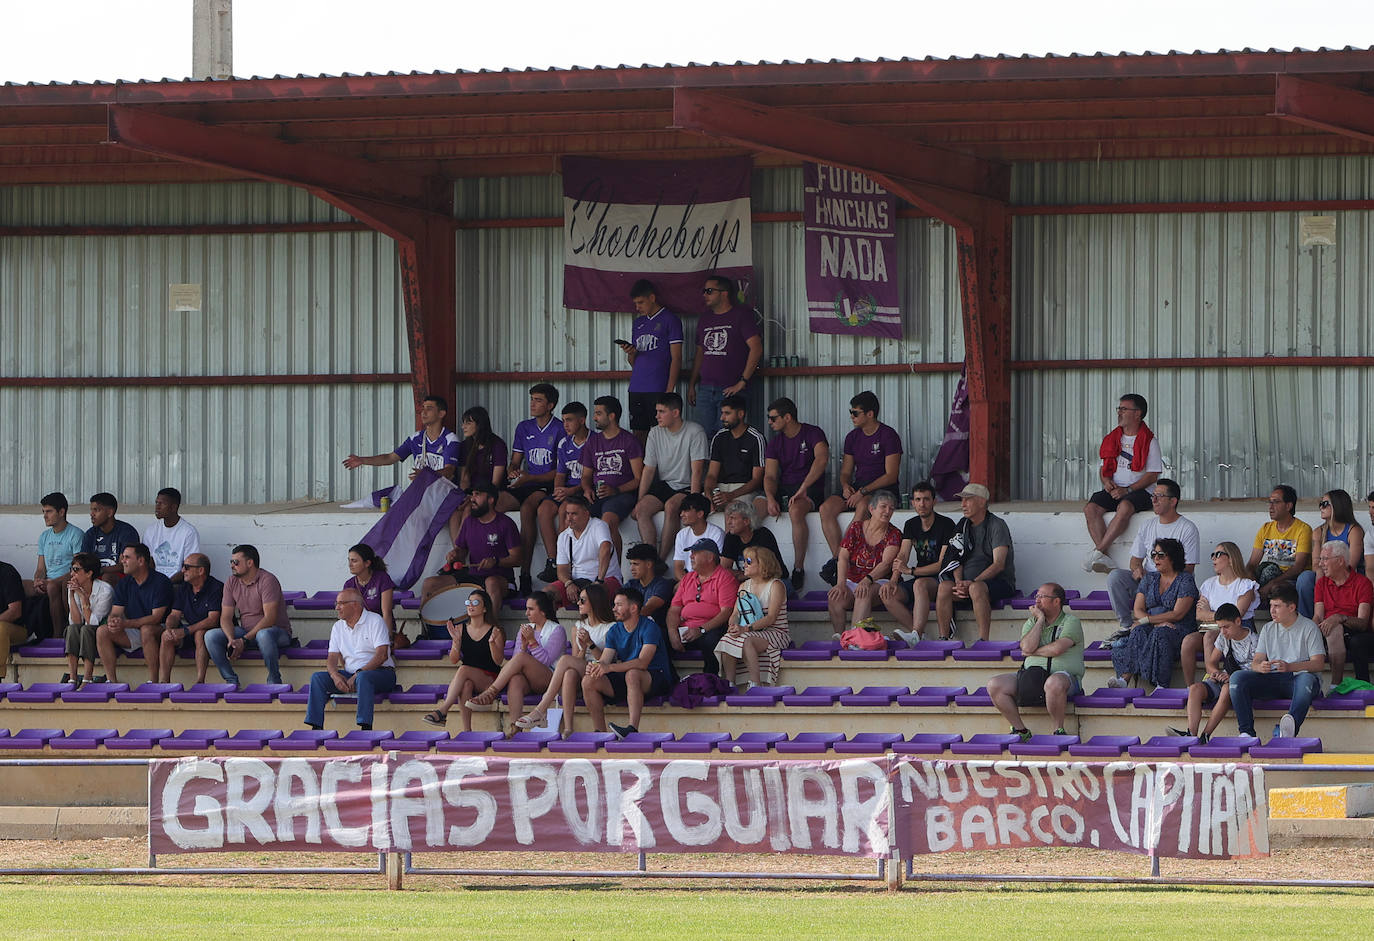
top-left (8, 682), bottom-right (76, 703)
top-left (224, 683), bottom-right (294, 704)
top-left (268, 729), bottom-right (340, 751)
top-left (1252, 698), bottom-right (1293, 712)
top-left (781, 640), bottom-right (839, 661)
top-left (168, 683), bottom-right (238, 703)
top-left (434, 730), bottom-right (506, 752)
top-left (837, 646), bottom-right (891, 661)
top-left (291, 591), bottom-right (339, 611)
top-left (781, 686), bottom-right (851, 706)
top-left (1010, 733), bottom-right (1079, 757)
top-left (953, 687), bottom-right (993, 707)
top-left (397, 596), bottom-right (423, 610)
top-left (14, 639), bottom-right (66, 658)
top-left (1068, 734), bottom-right (1140, 757)
top-left (896, 685), bottom-right (967, 707)
top-left (839, 685), bottom-right (907, 706)
top-left (603, 731), bottom-right (676, 753)
top-left (952, 640), bottom-right (1020, 662)
top-left (115, 682), bottom-right (184, 703)
top-left (0, 682), bottom-right (20, 700)
top-left (789, 590), bottom-right (830, 612)
top-left (388, 684), bottom-right (449, 704)
top-left (105, 728), bottom-right (175, 749)
top-left (278, 684), bottom-right (313, 705)
top-left (394, 641), bottom-right (448, 661)
top-left (774, 732), bottom-right (845, 754)
top-left (280, 590), bottom-right (307, 601)
top-left (724, 731), bottom-right (787, 753)
top-left (381, 730), bottom-right (449, 752)
top-left (1132, 688), bottom-right (1188, 710)
top-left (1249, 736), bottom-right (1322, 759)
top-left (323, 730), bottom-right (396, 751)
top-left (1129, 735), bottom-right (1197, 758)
top-left (286, 639), bottom-right (331, 661)
top-left (1072, 687), bottom-right (1145, 708)
top-left (60, 682), bottom-right (130, 703)
top-left (895, 640), bottom-right (962, 661)
top-left (1082, 641), bottom-right (1115, 662)
top-left (1188, 735), bottom-right (1260, 759)
top-left (833, 731), bottom-right (904, 754)
top-left (895, 733), bottom-right (963, 755)
top-left (50, 728), bottom-right (119, 749)
top-left (661, 732), bottom-right (732, 754)
top-left (1312, 694), bottom-right (1369, 711)
top-left (546, 731), bottom-right (617, 754)
top-left (949, 732), bottom-right (1021, 755)
top-left (491, 728), bottom-right (563, 753)
top-left (0, 727), bottom-right (65, 749)
top-left (724, 685), bottom-right (794, 706)
top-left (159, 728), bottom-right (231, 751)
top-left (1069, 590), bottom-right (1115, 612)
top-left (213, 729), bottom-right (285, 750)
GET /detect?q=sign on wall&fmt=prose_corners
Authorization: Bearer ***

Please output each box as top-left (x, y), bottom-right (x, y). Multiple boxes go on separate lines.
top-left (562, 156), bottom-right (753, 315)
top-left (149, 756), bottom-right (1267, 861)
top-left (803, 164), bottom-right (900, 338)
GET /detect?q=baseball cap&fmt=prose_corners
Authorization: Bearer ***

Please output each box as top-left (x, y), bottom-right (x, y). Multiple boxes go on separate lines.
top-left (688, 538), bottom-right (720, 557)
top-left (955, 483), bottom-right (990, 500)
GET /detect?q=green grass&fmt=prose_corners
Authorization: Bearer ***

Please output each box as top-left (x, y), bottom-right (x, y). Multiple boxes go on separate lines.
top-left (4, 884), bottom-right (1374, 939)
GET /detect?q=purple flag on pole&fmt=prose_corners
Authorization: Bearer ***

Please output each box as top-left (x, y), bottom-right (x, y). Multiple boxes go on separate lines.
top-left (359, 469), bottom-right (465, 591)
top-left (803, 163), bottom-right (900, 338)
top-left (929, 371), bottom-right (970, 501)
top-left (562, 156), bottom-right (754, 315)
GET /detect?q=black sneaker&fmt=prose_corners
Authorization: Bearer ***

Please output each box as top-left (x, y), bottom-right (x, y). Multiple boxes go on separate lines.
top-left (820, 558), bottom-right (838, 586)
top-left (790, 567), bottom-right (805, 593)
top-left (538, 561), bottom-right (558, 583)
top-left (1012, 727), bottom-right (1032, 744)
top-left (517, 573), bottom-right (533, 597)
top-left (609, 721), bottom-right (637, 740)
top-left (1166, 726), bottom-right (1190, 738)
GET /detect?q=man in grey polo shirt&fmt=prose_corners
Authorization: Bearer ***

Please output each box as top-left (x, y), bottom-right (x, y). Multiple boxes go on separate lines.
top-left (1104, 478), bottom-right (1200, 640)
top-left (1228, 582), bottom-right (1326, 739)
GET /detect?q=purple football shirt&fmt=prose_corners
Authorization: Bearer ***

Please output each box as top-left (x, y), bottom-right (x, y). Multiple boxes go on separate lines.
top-left (580, 429), bottom-right (644, 492)
top-left (456, 513), bottom-right (520, 566)
top-left (694, 306), bottom-right (761, 387)
top-left (765, 422), bottom-right (828, 488)
top-left (557, 433), bottom-right (589, 485)
top-left (844, 422), bottom-right (904, 487)
top-left (393, 429), bottom-right (460, 471)
top-left (511, 417), bottom-right (565, 476)
top-left (629, 308), bottom-right (684, 394)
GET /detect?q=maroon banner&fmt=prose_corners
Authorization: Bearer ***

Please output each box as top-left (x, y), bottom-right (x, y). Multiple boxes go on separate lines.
top-left (562, 156), bottom-right (754, 316)
top-left (893, 758), bottom-right (1268, 859)
top-left (804, 163), bottom-right (900, 338)
top-left (149, 755), bottom-right (890, 857)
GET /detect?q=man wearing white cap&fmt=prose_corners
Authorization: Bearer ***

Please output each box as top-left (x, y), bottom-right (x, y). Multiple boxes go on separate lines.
top-left (935, 483), bottom-right (1016, 643)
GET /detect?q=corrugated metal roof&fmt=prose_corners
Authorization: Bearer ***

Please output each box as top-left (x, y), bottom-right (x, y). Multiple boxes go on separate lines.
top-left (5, 46), bottom-right (1373, 88)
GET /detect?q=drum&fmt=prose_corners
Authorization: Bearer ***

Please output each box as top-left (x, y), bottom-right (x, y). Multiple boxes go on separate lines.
top-left (420, 581), bottom-right (481, 632)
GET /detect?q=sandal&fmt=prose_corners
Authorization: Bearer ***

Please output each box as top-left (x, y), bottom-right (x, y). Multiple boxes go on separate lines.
top-left (465, 687), bottom-right (500, 708)
top-left (514, 707), bottom-right (546, 731)
top-left (422, 710), bottom-right (447, 726)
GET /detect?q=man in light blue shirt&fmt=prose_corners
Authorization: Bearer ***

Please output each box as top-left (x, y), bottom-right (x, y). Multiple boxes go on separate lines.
top-left (31, 492), bottom-right (85, 638)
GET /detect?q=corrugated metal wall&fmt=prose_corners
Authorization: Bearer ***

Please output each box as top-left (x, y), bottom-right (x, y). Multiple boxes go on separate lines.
top-left (1011, 156), bottom-right (1374, 501)
top-left (453, 169), bottom-right (966, 491)
top-left (0, 184), bottom-right (411, 506)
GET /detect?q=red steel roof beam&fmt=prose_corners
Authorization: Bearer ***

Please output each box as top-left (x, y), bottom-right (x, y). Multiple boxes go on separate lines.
top-left (1273, 75), bottom-right (1374, 144)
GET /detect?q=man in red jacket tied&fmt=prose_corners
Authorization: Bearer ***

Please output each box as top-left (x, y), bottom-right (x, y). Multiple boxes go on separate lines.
top-left (1083, 393), bottom-right (1163, 575)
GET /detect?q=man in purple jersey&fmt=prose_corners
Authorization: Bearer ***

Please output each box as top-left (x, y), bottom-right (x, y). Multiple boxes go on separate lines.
top-left (497, 382), bottom-right (566, 595)
top-left (818, 390), bottom-right (904, 585)
top-left (760, 396), bottom-right (831, 593)
top-left (537, 401), bottom-right (591, 583)
top-left (342, 394), bottom-right (458, 481)
top-left (687, 273), bottom-right (763, 434)
top-left (581, 395), bottom-right (644, 559)
top-left (618, 279), bottom-right (684, 446)
top-left (421, 483), bottom-right (522, 610)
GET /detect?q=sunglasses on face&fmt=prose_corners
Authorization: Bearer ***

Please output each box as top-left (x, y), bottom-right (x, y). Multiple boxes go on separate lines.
top-left (1210, 551), bottom-right (1225, 559)
top-left (1319, 500), bottom-right (1332, 509)
top-left (464, 599), bottom-right (482, 607)
top-left (1149, 550), bottom-right (1166, 559)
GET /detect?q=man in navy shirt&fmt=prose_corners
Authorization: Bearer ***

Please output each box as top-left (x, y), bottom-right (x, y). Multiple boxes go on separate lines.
top-left (581, 586), bottom-right (674, 739)
top-left (156, 553), bottom-right (224, 684)
top-left (96, 542), bottom-right (173, 684)
top-left (624, 542), bottom-right (676, 622)
top-left (83, 492), bottom-right (141, 583)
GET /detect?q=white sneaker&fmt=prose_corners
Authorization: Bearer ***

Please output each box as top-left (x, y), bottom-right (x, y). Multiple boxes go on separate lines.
top-left (894, 629), bottom-right (922, 647)
top-left (1082, 549), bottom-right (1098, 573)
top-left (1106, 675), bottom-right (1127, 689)
top-left (1277, 714), bottom-right (1296, 739)
top-left (1090, 550), bottom-right (1118, 574)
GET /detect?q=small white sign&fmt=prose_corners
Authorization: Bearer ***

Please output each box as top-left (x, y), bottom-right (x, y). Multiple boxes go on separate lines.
top-left (1300, 216), bottom-right (1337, 247)
top-left (169, 283), bottom-right (202, 312)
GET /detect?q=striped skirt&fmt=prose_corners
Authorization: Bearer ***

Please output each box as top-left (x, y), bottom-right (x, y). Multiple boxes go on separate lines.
top-left (714, 626), bottom-right (791, 686)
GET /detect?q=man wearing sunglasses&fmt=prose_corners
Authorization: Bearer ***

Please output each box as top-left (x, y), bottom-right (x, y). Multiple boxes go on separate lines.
top-left (1083, 393), bottom-right (1162, 574)
top-left (818, 390), bottom-right (903, 586)
top-left (156, 553), bottom-right (222, 685)
top-left (687, 274), bottom-right (762, 433)
top-left (1104, 478), bottom-right (1200, 643)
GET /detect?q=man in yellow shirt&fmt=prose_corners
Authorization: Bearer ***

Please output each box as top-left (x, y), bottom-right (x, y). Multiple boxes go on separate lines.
top-left (1246, 484), bottom-right (1313, 612)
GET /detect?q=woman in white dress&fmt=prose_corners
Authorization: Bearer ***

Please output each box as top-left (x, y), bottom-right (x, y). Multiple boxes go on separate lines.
top-left (716, 546), bottom-right (790, 689)
top-left (1180, 541), bottom-right (1259, 686)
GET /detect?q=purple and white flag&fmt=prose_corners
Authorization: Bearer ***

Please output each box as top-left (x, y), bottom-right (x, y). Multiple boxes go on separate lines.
top-left (359, 469), bottom-right (465, 591)
top-left (929, 371), bottom-right (970, 501)
top-left (563, 155), bottom-right (753, 315)
top-left (804, 163), bottom-right (900, 338)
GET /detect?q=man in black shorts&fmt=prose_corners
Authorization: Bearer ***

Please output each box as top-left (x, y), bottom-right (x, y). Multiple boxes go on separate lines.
top-left (1084, 392), bottom-right (1162, 574)
top-left (760, 397), bottom-right (831, 593)
top-left (620, 279), bottom-right (684, 447)
top-left (881, 480), bottom-right (956, 643)
top-left (935, 483), bottom-right (1017, 643)
top-left (580, 586), bottom-right (675, 739)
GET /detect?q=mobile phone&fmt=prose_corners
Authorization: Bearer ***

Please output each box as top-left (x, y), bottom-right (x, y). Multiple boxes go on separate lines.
top-left (614, 338), bottom-right (631, 348)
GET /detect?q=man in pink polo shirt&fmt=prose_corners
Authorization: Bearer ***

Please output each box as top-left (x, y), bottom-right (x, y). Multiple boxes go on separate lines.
top-left (666, 538), bottom-right (736, 676)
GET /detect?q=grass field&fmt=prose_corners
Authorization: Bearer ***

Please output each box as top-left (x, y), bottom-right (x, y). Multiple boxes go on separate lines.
top-left (5, 884), bottom-right (1374, 939)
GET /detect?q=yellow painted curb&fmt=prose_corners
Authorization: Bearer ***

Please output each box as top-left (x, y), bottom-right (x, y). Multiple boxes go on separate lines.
top-left (1304, 753), bottom-right (1374, 765)
top-left (1270, 784), bottom-right (1374, 819)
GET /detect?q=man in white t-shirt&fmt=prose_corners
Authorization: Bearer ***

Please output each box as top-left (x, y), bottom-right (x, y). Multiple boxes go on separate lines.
top-left (545, 494), bottom-right (623, 609)
top-left (143, 488), bottom-right (200, 582)
top-left (1084, 393), bottom-right (1163, 574)
top-left (1229, 583), bottom-right (1326, 739)
top-left (304, 589), bottom-right (396, 731)
top-left (671, 491), bottom-right (725, 580)
top-left (632, 392), bottom-right (709, 560)
top-left (1104, 478), bottom-right (1199, 632)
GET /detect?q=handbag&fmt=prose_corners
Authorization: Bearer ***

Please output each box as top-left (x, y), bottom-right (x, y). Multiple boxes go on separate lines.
top-left (736, 588), bottom-right (764, 627)
top-left (1015, 620), bottom-right (1060, 706)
